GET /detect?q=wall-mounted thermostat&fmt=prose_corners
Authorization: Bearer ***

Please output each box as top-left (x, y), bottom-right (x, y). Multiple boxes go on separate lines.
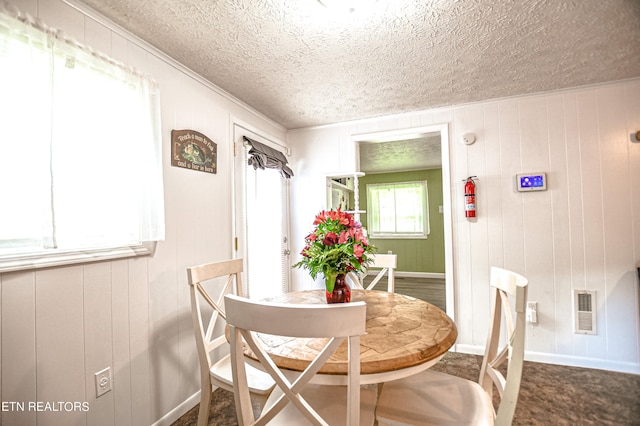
top-left (516, 172), bottom-right (547, 192)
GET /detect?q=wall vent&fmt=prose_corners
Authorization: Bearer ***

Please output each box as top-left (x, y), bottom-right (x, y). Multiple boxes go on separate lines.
top-left (573, 290), bottom-right (597, 335)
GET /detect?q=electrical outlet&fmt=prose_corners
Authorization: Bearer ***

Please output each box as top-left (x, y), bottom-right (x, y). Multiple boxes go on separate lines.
top-left (95, 367), bottom-right (112, 398)
top-left (527, 302), bottom-right (537, 324)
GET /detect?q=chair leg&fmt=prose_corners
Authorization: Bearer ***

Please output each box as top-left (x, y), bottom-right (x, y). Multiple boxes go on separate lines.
top-left (198, 382), bottom-right (213, 426)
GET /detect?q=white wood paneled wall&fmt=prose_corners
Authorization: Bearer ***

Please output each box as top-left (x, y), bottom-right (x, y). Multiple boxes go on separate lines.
top-left (0, 0), bottom-right (287, 425)
top-left (289, 78), bottom-right (640, 374)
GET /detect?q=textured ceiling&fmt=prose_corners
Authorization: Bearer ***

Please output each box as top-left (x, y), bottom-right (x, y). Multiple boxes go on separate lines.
top-left (79, 0), bottom-right (640, 130)
top-left (359, 134), bottom-right (442, 173)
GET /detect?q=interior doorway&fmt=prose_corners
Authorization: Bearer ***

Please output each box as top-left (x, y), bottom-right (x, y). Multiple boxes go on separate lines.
top-left (352, 124), bottom-right (454, 317)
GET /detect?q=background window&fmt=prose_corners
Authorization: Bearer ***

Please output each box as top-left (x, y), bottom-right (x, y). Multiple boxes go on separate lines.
top-left (367, 181), bottom-right (429, 238)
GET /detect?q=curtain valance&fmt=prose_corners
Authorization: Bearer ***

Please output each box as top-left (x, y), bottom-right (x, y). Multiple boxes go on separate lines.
top-left (243, 136), bottom-right (293, 178)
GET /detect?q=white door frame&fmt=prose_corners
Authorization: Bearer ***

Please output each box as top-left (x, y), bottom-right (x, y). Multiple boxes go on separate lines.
top-left (350, 123), bottom-right (455, 320)
top-left (230, 117), bottom-right (291, 295)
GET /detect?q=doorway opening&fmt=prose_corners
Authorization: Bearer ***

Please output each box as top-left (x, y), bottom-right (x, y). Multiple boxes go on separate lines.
top-left (352, 124), bottom-right (454, 316)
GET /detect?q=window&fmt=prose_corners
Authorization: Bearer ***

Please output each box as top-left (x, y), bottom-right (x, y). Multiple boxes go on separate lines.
top-left (0, 7), bottom-right (164, 271)
top-left (367, 181), bottom-right (429, 238)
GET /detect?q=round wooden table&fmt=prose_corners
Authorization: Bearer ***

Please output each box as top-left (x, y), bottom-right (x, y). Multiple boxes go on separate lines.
top-left (249, 289), bottom-right (457, 385)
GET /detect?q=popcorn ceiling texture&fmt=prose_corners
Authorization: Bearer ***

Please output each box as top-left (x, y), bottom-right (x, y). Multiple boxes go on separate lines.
top-left (80, 0), bottom-right (640, 129)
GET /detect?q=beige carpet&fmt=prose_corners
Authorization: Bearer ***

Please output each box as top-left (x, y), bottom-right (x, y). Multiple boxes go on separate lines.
top-left (172, 352), bottom-right (640, 425)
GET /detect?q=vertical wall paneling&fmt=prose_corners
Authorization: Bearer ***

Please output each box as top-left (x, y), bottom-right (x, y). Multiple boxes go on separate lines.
top-left (576, 91), bottom-right (608, 360)
top-left (109, 29), bottom-right (128, 64)
top-left (546, 93), bottom-right (573, 355)
top-left (497, 100), bottom-right (526, 273)
top-left (39, 0), bottom-right (84, 40)
top-left (457, 105), bottom-right (490, 347)
top-left (148, 255), bottom-right (180, 423)
top-left (562, 92), bottom-right (590, 356)
top-left (597, 85), bottom-right (636, 362)
top-left (128, 257), bottom-right (151, 426)
top-left (449, 108), bottom-right (474, 345)
top-left (83, 14), bottom-right (111, 55)
top-left (35, 267), bottom-right (86, 426)
top-left (111, 260), bottom-right (133, 426)
top-left (519, 97), bottom-right (555, 353)
top-left (483, 103), bottom-right (504, 270)
top-left (83, 262), bottom-right (114, 425)
top-left (147, 224), bottom-right (181, 423)
top-left (1, 272), bottom-right (37, 426)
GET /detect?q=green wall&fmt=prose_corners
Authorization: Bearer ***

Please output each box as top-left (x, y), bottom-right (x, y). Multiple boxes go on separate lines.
top-left (359, 169), bottom-right (445, 273)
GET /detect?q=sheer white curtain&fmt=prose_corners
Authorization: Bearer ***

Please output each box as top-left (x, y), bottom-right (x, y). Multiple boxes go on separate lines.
top-left (0, 3), bottom-right (164, 255)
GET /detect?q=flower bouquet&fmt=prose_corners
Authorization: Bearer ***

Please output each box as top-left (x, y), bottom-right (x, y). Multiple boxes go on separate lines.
top-left (293, 208), bottom-right (375, 303)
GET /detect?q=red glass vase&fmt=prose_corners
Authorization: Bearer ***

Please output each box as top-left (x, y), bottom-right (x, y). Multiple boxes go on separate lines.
top-left (325, 273), bottom-right (351, 304)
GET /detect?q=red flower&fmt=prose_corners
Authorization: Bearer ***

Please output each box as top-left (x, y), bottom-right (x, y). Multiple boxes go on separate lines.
top-left (313, 211), bottom-right (328, 225)
top-left (323, 232), bottom-right (338, 246)
top-left (306, 232), bottom-right (317, 242)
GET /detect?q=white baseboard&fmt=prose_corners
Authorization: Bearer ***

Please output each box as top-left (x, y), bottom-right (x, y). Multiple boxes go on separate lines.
top-left (396, 271), bottom-right (445, 279)
top-left (454, 344), bottom-right (640, 375)
top-left (366, 270), bottom-right (445, 280)
top-left (152, 390), bottom-right (200, 426)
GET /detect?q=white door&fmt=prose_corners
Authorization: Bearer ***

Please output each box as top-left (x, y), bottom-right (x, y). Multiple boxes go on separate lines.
top-left (233, 124), bottom-right (290, 299)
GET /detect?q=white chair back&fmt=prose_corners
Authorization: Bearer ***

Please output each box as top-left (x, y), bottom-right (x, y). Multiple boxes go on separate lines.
top-left (225, 294), bottom-right (368, 425)
top-left (187, 259), bottom-right (274, 426)
top-left (480, 266), bottom-right (529, 424)
top-left (375, 266), bottom-right (528, 426)
top-left (349, 253), bottom-right (397, 292)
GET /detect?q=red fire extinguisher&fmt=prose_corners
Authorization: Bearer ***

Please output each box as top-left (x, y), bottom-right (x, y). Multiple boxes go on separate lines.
top-left (464, 176), bottom-right (477, 218)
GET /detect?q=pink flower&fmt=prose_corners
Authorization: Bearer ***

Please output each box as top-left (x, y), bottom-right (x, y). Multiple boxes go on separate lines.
top-left (306, 232), bottom-right (317, 242)
top-left (338, 231), bottom-right (349, 244)
top-left (353, 244), bottom-right (364, 257)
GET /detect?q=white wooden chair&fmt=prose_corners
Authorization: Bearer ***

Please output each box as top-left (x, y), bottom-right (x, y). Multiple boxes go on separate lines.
top-left (225, 294), bottom-right (377, 425)
top-left (376, 266), bottom-right (529, 426)
top-left (187, 259), bottom-right (276, 426)
top-left (348, 253), bottom-right (397, 292)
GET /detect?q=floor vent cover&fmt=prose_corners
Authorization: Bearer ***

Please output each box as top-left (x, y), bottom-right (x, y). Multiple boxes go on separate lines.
top-left (574, 290), bottom-right (597, 335)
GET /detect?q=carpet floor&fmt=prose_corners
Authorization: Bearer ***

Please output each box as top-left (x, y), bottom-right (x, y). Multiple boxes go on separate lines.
top-left (171, 352), bottom-right (640, 425)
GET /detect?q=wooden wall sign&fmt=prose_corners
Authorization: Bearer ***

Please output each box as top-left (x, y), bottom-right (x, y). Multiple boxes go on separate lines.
top-left (171, 129), bottom-right (217, 174)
